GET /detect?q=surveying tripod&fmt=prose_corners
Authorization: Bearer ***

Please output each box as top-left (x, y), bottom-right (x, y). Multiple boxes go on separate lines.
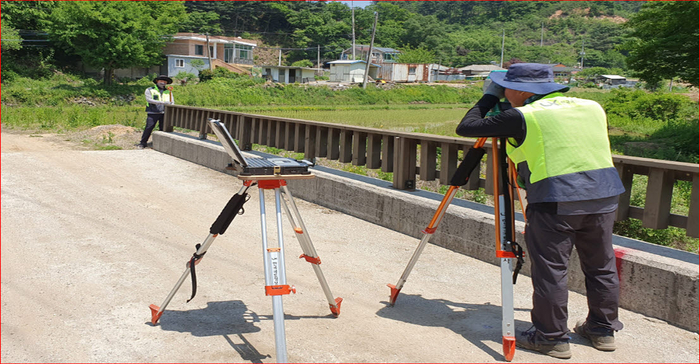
top-left (387, 130), bottom-right (526, 361)
top-left (149, 174), bottom-right (342, 363)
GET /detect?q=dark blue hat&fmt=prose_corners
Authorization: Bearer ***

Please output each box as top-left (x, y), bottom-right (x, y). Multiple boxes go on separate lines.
top-left (489, 63), bottom-right (569, 95)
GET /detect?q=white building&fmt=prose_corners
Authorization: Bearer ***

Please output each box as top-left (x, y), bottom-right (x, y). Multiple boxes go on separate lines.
top-left (261, 65), bottom-right (318, 84)
top-left (329, 60), bottom-right (380, 83)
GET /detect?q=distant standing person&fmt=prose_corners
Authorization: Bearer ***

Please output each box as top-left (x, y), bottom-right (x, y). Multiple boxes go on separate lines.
top-left (138, 75), bottom-right (174, 149)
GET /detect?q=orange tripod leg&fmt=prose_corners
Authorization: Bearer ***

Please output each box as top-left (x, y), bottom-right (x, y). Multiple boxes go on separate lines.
top-left (387, 186), bottom-right (459, 305)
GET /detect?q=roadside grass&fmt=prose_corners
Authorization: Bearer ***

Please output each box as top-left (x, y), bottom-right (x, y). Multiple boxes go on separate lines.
top-left (1, 105), bottom-right (145, 132)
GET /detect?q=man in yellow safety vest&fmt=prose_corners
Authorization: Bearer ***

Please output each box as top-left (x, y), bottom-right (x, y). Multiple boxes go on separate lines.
top-left (456, 63), bottom-right (625, 359)
top-left (138, 75), bottom-right (174, 149)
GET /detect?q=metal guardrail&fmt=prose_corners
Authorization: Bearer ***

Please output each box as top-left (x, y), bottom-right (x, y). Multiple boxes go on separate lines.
top-left (164, 105), bottom-right (699, 238)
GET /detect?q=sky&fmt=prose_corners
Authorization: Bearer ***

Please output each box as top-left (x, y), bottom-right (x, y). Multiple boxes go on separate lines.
top-left (339, 1), bottom-right (373, 9)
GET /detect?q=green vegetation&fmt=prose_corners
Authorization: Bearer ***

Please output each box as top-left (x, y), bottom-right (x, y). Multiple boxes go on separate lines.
top-left (43, 2), bottom-right (186, 85)
top-left (0, 1), bottom-right (659, 76)
top-left (622, 1), bottom-right (699, 88)
top-left (181, 1), bottom-right (641, 70)
top-left (1, 105), bottom-right (144, 132)
top-left (3, 72), bottom-right (697, 164)
top-left (1, 1), bottom-right (697, 251)
top-left (2, 72), bottom-right (697, 252)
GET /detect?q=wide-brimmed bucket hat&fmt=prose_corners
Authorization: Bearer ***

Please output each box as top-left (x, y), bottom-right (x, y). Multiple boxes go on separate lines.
top-left (489, 63), bottom-right (569, 95)
top-left (153, 75), bottom-right (173, 84)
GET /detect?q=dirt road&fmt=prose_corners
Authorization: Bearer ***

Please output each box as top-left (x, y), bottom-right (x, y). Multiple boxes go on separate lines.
top-left (2, 131), bottom-right (697, 363)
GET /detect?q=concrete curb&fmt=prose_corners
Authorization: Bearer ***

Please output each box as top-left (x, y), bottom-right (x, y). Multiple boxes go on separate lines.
top-left (153, 131), bottom-right (699, 332)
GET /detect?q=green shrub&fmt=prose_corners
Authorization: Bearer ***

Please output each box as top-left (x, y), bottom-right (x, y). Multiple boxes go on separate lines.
top-left (1, 70), bottom-right (18, 83)
top-left (137, 73), bottom-right (158, 87)
top-left (174, 71), bottom-right (196, 82)
top-left (213, 67), bottom-right (239, 78)
top-left (198, 69), bottom-right (214, 82)
top-left (291, 59), bottom-right (314, 67)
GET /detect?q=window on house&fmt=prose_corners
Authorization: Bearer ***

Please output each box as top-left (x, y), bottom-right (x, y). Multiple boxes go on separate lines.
top-left (209, 46), bottom-right (214, 57)
top-left (237, 45), bottom-right (252, 59)
top-left (224, 44), bottom-right (234, 63)
top-left (409, 67), bottom-right (416, 75)
top-left (195, 45), bottom-right (204, 56)
top-left (175, 59), bottom-right (184, 68)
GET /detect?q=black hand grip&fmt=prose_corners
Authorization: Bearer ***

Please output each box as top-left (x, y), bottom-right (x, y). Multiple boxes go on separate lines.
top-left (450, 147), bottom-right (486, 186)
top-left (209, 192), bottom-right (248, 235)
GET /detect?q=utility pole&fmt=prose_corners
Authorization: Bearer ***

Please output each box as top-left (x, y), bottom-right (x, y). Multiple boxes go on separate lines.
top-left (500, 30), bottom-right (505, 68)
top-left (351, 2), bottom-right (356, 60)
top-left (362, 12), bottom-right (378, 89)
top-left (206, 33), bottom-right (213, 70)
top-left (317, 45), bottom-right (321, 72)
top-left (541, 23), bottom-right (544, 47)
top-left (278, 48), bottom-right (282, 66)
top-left (580, 40), bottom-right (585, 69)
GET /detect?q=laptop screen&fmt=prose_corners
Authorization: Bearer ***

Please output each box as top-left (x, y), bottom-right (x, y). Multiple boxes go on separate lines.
top-left (208, 119), bottom-right (249, 168)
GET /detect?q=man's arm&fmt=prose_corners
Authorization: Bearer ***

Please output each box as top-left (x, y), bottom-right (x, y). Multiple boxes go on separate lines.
top-left (456, 94), bottom-right (526, 140)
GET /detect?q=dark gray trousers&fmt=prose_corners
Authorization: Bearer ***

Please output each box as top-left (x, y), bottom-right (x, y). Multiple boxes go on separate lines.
top-left (525, 208), bottom-right (623, 341)
top-left (140, 113), bottom-right (164, 147)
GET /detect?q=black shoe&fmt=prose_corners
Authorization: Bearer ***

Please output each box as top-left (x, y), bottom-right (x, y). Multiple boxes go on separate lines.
top-left (574, 320), bottom-right (616, 351)
top-left (516, 327), bottom-right (572, 359)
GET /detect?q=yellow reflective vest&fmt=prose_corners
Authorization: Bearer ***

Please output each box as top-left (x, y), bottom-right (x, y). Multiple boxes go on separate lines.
top-left (145, 87), bottom-right (172, 114)
top-left (506, 93), bottom-right (625, 203)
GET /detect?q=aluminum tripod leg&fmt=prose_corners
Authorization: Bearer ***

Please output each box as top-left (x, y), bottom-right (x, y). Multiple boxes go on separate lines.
top-left (496, 194), bottom-right (516, 362)
top-left (260, 187), bottom-right (295, 363)
top-left (149, 233), bottom-right (217, 324)
top-left (492, 138), bottom-right (517, 362)
top-left (149, 185), bottom-right (250, 325)
top-left (279, 185), bottom-right (343, 316)
top-left (387, 185), bottom-right (459, 305)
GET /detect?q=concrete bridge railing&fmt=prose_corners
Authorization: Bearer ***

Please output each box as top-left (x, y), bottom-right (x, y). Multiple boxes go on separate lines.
top-left (163, 104), bottom-right (699, 238)
top-left (152, 130), bottom-right (699, 332)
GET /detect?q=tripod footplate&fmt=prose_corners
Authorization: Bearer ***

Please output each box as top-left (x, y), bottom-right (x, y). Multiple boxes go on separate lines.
top-left (329, 297), bottom-right (343, 317)
top-left (503, 335), bottom-right (516, 362)
top-left (149, 304), bottom-right (163, 325)
top-left (387, 284), bottom-right (401, 306)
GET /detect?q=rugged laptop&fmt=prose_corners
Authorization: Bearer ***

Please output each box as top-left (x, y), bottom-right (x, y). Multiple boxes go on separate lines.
top-left (208, 119), bottom-right (312, 176)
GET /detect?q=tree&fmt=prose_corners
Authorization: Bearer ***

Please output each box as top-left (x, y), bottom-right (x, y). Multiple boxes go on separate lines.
top-left (43, 1), bottom-right (187, 85)
top-left (190, 59), bottom-right (206, 72)
top-left (179, 11), bottom-right (223, 34)
top-left (1, 23), bottom-right (23, 52)
top-left (396, 45), bottom-right (436, 64)
top-left (623, 1), bottom-right (699, 87)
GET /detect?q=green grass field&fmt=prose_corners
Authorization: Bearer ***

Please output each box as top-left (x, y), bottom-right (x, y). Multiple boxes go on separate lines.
top-left (247, 104), bottom-right (468, 135)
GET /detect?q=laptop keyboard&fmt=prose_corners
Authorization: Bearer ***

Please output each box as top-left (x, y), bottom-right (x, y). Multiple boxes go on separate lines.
top-left (246, 158), bottom-right (277, 168)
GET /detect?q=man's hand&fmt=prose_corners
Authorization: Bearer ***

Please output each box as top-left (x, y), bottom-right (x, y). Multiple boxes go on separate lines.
top-left (484, 82), bottom-right (505, 100)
